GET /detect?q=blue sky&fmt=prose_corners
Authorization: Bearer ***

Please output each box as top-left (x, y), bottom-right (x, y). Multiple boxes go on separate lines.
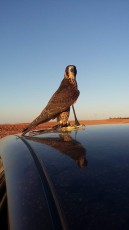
top-left (0, 0), bottom-right (129, 123)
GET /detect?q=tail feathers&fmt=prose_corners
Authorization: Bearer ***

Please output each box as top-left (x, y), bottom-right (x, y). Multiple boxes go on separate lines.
top-left (22, 127), bottom-right (28, 132)
top-left (22, 108), bottom-right (62, 135)
top-left (22, 126), bottom-right (31, 135)
top-left (22, 113), bottom-right (50, 135)
top-left (22, 123), bottom-right (37, 135)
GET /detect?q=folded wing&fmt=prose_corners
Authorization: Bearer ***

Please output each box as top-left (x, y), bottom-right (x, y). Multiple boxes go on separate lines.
top-left (22, 78), bottom-right (80, 134)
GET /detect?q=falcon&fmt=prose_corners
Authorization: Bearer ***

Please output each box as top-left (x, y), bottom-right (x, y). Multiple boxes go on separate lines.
top-left (22, 65), bottom-right (80, 135)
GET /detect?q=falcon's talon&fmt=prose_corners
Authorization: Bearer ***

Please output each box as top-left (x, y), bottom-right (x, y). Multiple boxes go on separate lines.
top-left (52, 123), bottom-right (69, 129)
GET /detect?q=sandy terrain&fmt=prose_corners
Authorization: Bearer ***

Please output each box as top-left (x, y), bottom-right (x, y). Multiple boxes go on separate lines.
top-left (0, 119), bottom-right (129, 139)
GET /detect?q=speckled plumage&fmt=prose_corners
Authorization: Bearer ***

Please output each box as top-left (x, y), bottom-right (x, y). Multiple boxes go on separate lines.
top-left (22, 65), bottom-right (80, 135)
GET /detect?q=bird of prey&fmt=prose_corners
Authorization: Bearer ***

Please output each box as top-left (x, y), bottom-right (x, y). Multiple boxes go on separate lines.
top-left (22, 65), bottom-right (80, 135)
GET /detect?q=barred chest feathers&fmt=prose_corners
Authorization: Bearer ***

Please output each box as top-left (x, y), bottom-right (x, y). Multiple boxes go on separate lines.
top-left (69, 78), bottom-right (78, 89)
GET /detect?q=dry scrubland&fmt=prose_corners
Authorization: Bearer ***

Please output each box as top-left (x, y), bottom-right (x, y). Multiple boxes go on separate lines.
top-left (0, 119), bottom-right (129, 139)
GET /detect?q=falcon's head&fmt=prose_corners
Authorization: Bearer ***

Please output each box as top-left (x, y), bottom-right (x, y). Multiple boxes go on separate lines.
top-left (64, 65), bottom-right (77, 80)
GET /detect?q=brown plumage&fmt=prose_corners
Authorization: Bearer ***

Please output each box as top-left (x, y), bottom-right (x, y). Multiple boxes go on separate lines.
top-left (22, 65), bottom-right (80, 135)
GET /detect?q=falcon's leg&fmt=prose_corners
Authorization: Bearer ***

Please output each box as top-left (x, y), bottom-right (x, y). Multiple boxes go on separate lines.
top-left (57, 107), bottom-right (70, 127)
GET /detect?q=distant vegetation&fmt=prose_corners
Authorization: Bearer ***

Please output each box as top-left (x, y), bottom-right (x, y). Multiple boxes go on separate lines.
top-left (109, 117), bottom-right (129, 119)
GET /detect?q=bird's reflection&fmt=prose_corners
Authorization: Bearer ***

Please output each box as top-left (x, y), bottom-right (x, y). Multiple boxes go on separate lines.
top-left (24, 131), bottom-right (87, 168)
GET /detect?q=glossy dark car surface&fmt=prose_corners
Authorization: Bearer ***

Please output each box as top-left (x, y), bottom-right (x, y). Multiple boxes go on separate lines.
top-left (1, 124), bottom-right (129, 230)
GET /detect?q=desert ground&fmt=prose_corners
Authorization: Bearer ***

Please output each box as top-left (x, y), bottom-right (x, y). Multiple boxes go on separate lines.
top-left (0, 118), bottom-right (129, 139)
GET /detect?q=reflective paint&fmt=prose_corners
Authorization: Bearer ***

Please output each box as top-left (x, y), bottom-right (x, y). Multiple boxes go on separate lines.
top-left (1, 124), bottom-right (129, 230)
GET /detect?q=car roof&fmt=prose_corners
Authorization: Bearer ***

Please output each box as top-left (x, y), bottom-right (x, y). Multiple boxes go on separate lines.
top-left (1, 124), bottom-right (129, 229)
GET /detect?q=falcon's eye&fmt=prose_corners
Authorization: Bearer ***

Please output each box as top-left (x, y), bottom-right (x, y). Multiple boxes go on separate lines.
top-left (70, 68), bottom-right (75, 73)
